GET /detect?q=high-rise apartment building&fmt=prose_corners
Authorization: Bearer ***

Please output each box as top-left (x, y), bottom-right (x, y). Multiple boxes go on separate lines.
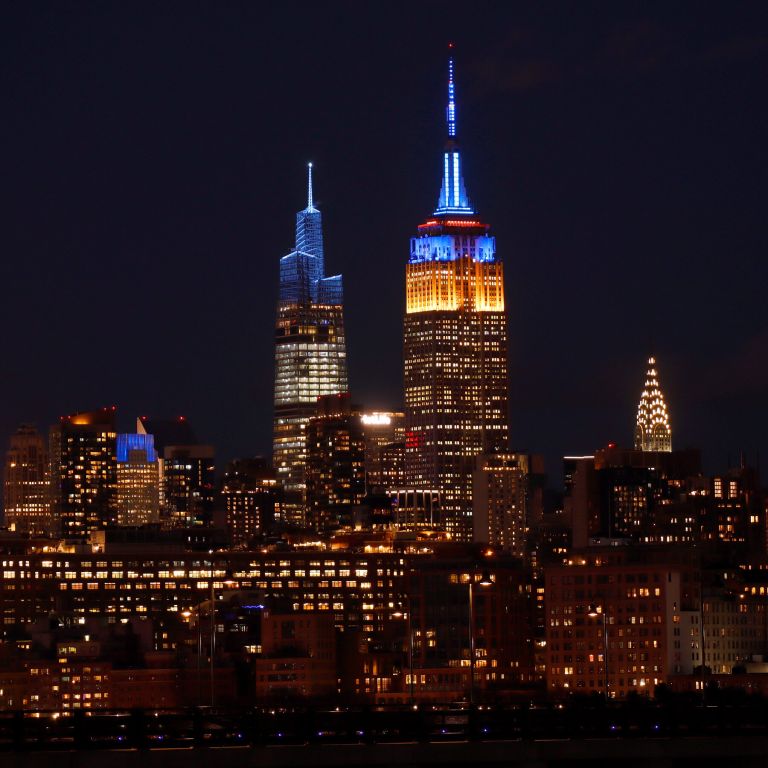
top-left (3, 424), bottom-right (52, 536)
top-left (222, 457), bottom-right (280, 545)
top-left (115, 433), bottom-right (160, 527)
top-left (635, 356), bottom-right (672, 452)
top-left (50, 408), bottom-right (118, 538)
top-left (359, 411), bottom-right (405, 493)
top-left (403, 57), bottom-right (509, 542)
top-left (305, 394), bottom-right (365, 531)
top-left (273, 165), bottom-right (349, 526)
top-left (137, 416), bottom-right (215, 528)
top-left (473, 451), bottom-right (528, 559)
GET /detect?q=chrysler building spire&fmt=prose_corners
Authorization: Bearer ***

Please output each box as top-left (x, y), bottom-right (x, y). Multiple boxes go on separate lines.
top-left (634, 356), bottom-right (672, 452)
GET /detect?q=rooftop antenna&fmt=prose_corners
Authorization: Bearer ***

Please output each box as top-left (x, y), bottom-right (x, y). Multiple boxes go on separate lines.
top-left (307, 162), bottom-right (316, 211)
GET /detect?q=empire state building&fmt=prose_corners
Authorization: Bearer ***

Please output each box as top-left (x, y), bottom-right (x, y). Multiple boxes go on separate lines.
top-left (403, 56), bottom-right (510, 542)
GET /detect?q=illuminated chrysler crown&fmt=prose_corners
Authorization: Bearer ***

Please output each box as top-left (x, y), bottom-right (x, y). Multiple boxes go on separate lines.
top-left (634, 356), bottom-right (672, 452)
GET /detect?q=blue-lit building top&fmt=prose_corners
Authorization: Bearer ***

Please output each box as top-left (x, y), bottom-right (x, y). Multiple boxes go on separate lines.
top-left (117, 433), bottom-right (158, 463)
top-left (435, 57), bottom-right (473, 216)
top-left (295, 163), bottom-right (324, 274)
top-left (279, 164), bottom-right (344, 307)
top-left (409, 55), bottom-right (497, 266)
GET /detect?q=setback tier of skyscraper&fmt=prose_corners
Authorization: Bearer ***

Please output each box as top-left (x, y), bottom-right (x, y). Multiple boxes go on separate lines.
top-left (403, 56), bottom-right (510, 543)
top-left (273, 165), bottom-right (349, 527)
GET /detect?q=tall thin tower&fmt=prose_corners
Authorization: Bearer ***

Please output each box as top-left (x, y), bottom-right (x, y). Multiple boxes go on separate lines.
top-left (273, 165), bottom-right (348, 526)
top-left (403, 54), bottom-right (510, 542)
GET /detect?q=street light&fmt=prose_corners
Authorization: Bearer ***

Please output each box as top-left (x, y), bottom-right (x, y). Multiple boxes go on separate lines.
top-left (587, 603), bottom-right (609, 701)
top-left (393, 601), bottom-right (415, 707)
top-left (468, 570), bottom-right (493, 706)
top-left (208, 555), bottom-right (237, 707)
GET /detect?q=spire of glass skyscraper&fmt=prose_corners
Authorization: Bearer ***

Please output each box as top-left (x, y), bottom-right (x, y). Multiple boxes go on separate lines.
top-left (273, 165), bottom-right (349, 527)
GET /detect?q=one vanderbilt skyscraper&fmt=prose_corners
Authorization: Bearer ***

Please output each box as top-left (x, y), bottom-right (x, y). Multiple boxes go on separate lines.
top-left (273, 165), bottom-right (348, 527)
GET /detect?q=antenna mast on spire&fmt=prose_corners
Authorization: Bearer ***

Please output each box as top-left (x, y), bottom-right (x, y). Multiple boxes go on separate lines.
top-left (434, 44), bottom-right (474, 215)
top-left (307, 162), bottom-right (315, 211)
top-left (447, 44), bottom-right (456, 138)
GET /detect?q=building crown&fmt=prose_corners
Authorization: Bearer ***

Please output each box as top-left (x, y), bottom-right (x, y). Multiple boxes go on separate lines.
top-left (634, 356), bottom-right (672, 452)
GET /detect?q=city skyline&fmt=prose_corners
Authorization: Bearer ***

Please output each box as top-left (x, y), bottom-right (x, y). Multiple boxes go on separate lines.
top-left (2, 3), bottom-right (767, 479)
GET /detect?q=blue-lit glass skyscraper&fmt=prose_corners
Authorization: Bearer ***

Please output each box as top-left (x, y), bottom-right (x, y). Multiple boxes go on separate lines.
top-left (273, 165), bottom-right (349, 526)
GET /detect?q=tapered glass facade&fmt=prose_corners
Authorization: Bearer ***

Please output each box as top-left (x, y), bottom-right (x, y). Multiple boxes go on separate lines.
top-left (273, 166), bottom-right (348, 526)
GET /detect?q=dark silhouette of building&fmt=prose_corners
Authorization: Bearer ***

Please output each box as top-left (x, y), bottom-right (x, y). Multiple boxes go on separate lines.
top-left (50, 408), bottom-right (117, 538)
top-left (305, 394), bottom-right (365, 531)
top-left (222, 458), bottom-right (280, 545)
top-left (3, 424), bottom-right (51, 535)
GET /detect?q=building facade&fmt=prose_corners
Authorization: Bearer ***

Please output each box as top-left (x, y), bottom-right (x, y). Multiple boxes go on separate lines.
top-left (404, 57), bottom-right (509, 542)
top-left (222, 457), bottom-right (280, 545)
top-left (137, 416), bottom-right (214, 528)
top-left (305, 394), bottom-right (366, 531)
top-left (360, 411), bottom-right (405, 493)
top-left (3, 424), bottom-right (52, 536)
top-left (544, 550), bottom-right (700, 698)
top-left (273, 165), bottom-right (349, 526)
top-left (50, 408), bottom-right (118, 539)
top-left (473, 451), bottom-right (528, 559)
top-left (115, 433), bottom-right (160, 527)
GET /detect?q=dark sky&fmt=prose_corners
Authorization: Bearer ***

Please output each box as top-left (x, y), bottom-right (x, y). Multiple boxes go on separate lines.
top-left (2, 2), bottom-right (767, 484)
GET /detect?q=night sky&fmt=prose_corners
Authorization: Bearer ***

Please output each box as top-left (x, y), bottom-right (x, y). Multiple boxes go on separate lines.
top-left (2, 2), bottom-right (767, 484)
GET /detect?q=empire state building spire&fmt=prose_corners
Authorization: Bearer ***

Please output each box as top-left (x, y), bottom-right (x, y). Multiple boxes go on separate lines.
top-left (435, 51), bottom-right (473, 215)
top-left (634, 356), bottom-right (672, 452)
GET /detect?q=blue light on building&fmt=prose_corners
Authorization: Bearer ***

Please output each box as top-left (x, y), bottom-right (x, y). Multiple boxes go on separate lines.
top-left (295, 163), bottom-right (325, 276)
top-left (434, 56), bottom-right (474, 216)
top-left (273, 163), bottom-right (349, 526)
top-left (279, 163), bottom-right (342, 308)
top-left (117, 433), bottom-right (158, 463)
top-left (405, 56), bottom-right (496, 265)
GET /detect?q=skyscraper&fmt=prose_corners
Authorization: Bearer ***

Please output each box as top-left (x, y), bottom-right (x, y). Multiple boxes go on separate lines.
top-left (137, 416), bottom-right (215, 528)
top-left (222, 457), bottom-right (280, 545)
top-left (51, 408), bottom-right (118, 538)
top-left (3, 424), bottom-right (52, 536)
top-left (359, 411), bottom-right (405, 493)
top-left (115, 432), bottom-right (160, 527)
top-left (305, 394), bottom-right (366, 531)
top-left (273, 165), bottom-right (349, 526)
top-left (473, 451), bottom-right (528, 558)
top-left (634, 356), bottom-right (672, 452)
top-left (403, 56), bottom-right (510, 542)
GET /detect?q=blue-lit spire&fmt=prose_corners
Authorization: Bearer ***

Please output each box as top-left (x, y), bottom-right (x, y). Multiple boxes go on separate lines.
top-left (435, 51), bottom-right (474, 215)
top-left (306, 161), bottom-right (318, 212)
top-left (447, 56), bottom-right (457, 138)
top-left (295, 161), bottom-right (324, 276)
